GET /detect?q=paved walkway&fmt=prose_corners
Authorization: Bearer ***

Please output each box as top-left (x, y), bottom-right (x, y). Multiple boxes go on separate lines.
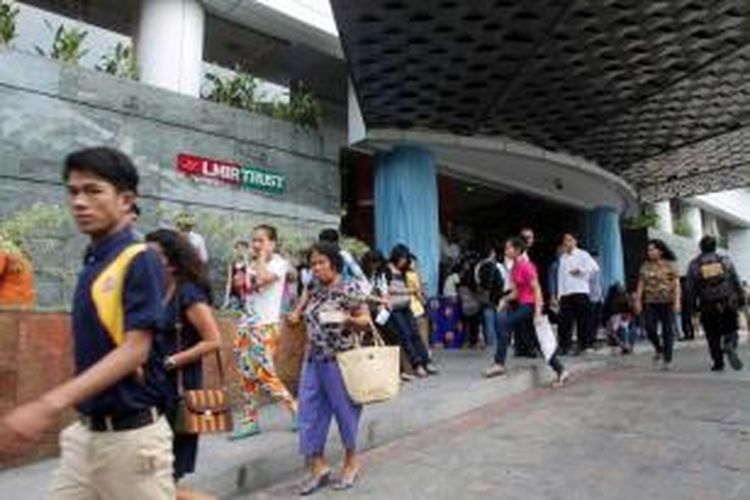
top-left (253, 345), bottom-right (749, 500)
top-left (0, 338), bottom-right (744, 499)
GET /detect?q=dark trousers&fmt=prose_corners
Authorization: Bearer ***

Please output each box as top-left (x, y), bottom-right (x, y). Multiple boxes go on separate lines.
top-left (558, 293), bottom-right (592, 353)
top-left (590, 301), bottom-right (603, 343)
top-left (700, 302), bottom-right (739, 368)
top-left (644, 303), bottom-right (675, 363)
top-left (495, 304), bottom-right (564, 375)
top-left (464, 312), bottom-right (481, 347)
top-left (514, 311), bottom-right (538, 357)
top-left (681, 311), bottom-right (695, 340)
top-left (389, 308), bottom-right (431, 369)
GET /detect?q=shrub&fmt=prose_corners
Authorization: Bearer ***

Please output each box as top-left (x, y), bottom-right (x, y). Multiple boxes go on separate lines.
top-left (97, 42), bottom-right (138, 80)
top-left (36, 20), bottom-right (89, 64)
top-left (0, 0), bottom-right (19, 46)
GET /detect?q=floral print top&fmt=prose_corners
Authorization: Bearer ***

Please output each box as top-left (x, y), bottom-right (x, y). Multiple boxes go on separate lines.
top-left (303, 280), bottom-right (366, 360)
top-left (640, 260), bottom-right (678, 304)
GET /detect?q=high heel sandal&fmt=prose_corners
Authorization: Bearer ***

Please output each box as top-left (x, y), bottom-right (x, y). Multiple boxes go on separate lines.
top-left (332, 468), bottom-right (361, 491)
top-left (299, 470), bottom-right (331, 496)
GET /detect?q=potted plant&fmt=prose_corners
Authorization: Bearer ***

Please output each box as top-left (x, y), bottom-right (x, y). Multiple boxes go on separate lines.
top-left (36, 20), bottom-right (89, 64)
top-left (97, 42), bottom-right (138, 80)
top-left (0, 0), bottom-right (19, 47)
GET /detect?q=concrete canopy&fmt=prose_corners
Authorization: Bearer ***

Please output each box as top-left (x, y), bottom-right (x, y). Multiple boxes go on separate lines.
top-left (331, 0), bottom-right (750, 201)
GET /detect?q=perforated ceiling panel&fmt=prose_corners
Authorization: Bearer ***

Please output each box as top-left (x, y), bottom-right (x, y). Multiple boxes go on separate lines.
top-left (331, 0), bottom-right (750, 201)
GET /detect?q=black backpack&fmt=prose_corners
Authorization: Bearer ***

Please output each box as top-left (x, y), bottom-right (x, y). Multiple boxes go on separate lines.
top-left (477, 260), bottom-right (504, 305)
top-left (696, 254), bottom-right (734, 304)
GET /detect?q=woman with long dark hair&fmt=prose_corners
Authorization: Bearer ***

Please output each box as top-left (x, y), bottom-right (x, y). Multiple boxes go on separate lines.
top-left (145, 229), bottom-right (222, 489)
top-left (386, 244), bottom-right (437, 377)
top-left (634, 239), bottom-right (681, 369)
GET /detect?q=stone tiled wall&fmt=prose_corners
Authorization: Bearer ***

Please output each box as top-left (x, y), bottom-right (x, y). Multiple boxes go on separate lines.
top-left (0, 50), bottom-right (345, 309)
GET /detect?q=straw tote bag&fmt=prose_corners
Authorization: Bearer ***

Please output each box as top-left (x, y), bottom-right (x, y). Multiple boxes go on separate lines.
top-left (336, 324), bottom-right (400, 405)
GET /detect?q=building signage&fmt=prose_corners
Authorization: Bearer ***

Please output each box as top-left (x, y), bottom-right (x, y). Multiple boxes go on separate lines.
top-left (176, 153), bottom-right (285, 194)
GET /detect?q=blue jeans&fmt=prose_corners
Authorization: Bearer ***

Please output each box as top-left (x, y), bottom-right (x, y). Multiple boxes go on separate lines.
top-left (495, 304), bottom-right (564, 374)
top-left (644, 303), bottom-right (675, 363)
top-left (617, 324), bottom-right (637, 347)
top-left (494, 305), bottom-right (534, 365)
top-left (482, 306), bottom-right (497, 347)
top-left (389, 308), bottom-right (431, 369)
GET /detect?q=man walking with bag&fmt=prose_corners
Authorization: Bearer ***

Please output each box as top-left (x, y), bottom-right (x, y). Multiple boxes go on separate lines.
top-left (0, 147), bottom-right (174, 499)
top-left (686, 236), bottom-right (744, 372)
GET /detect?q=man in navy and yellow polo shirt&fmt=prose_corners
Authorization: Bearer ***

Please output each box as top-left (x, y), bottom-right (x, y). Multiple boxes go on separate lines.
top-left (0, 147), bottom-right (174, 499)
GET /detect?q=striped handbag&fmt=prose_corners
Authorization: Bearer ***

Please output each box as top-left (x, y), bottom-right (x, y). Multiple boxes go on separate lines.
top-left (173, 310), bottom-right (232, 434)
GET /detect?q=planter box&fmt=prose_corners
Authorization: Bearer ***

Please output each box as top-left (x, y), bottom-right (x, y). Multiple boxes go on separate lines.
top-left (0, 310), bottom-right (305, 469)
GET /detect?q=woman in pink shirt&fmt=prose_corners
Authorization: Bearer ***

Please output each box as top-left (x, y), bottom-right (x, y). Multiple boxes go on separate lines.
top-left (484, 237), bottom-right (569, 386)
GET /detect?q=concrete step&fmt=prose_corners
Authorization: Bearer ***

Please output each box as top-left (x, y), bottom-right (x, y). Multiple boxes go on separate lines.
top-left (0, 341), bottom-right (710, 499)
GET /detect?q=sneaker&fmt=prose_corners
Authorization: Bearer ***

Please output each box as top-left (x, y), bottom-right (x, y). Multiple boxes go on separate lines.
top-left (710, 364), bottom-right (725, 372)
top-left (229, 422), bottom-right (261, 441)
top-left (415, 366), bottom-right (428, 378)
top-left (662, 362), bottom-right (672, 372)
top-left (425, 363), bottom-right (440, 375)
top-left (484, 364), bottom-right (507, 378)
top-left (553, 371), bottom-right (570, 388)
top-left (727, 350), bottom-right (744, 371)
top-left (401, 373), bottom-right (416, 382)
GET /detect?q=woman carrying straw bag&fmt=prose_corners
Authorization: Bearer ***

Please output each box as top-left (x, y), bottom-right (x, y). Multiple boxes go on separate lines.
top-left (289, 242), bottom-right (372, 495)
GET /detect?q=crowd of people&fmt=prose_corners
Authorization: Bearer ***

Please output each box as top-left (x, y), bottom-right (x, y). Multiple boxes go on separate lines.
top-left (0, 147), bottom-right (747, 500)
top-left (436, 228), bottom-right (747, 375)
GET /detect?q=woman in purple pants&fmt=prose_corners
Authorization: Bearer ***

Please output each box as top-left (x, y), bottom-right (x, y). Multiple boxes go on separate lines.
top-left (289, 242), bottom-right (371, 495)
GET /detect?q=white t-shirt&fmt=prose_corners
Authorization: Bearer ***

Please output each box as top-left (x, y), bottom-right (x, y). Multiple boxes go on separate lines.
top-left (443, 273), bottom-right (460, 298)
top-left (187, 231), bottom-right (209, 263)
top-left (558, 248), bottom-right (600, 297)
top-left (247, 254), bottom-right (288, 325)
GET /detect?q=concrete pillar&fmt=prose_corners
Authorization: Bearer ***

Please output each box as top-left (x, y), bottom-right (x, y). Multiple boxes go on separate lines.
top-left (650, 200), bottom-right (673, 234)
top-left (348, 79), bottom-right (366, 145)
top-left (136, 0), bottom-right (205, 96)
top-left (374, 146), bottom-right (440, 295)
top-left (681, 204), bottom-right (703, 242)
top-left (703, 212), bottom-right (720, 237)
top-left (728, 228), bottom-right (750, 283)
top-left (584, 207), bottom-right (625, 292)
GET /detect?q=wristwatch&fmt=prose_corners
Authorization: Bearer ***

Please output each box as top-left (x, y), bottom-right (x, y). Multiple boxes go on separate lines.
top-left (164, 357), bottom-right (177, 371)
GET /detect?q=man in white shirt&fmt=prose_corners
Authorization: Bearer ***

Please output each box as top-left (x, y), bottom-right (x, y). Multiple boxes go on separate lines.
top-left (554, 233), bottom-right (600, 355)
top-left (231, 224), bottom-right (297, 439)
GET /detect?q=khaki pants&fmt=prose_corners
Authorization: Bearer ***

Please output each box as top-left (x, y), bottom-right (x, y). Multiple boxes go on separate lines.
top-left (48, 417), bottom-right (175, 500)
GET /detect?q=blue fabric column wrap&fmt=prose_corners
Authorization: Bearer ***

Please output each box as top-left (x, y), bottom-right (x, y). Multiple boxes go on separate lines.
top-left (584, 206), bottom-right (625, 293)
top-left (374, 146), bottom-right (440, 296)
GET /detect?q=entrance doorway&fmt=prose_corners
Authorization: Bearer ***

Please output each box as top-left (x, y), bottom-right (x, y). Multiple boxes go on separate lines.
top-left (440, 175), bottom-right (583, 293)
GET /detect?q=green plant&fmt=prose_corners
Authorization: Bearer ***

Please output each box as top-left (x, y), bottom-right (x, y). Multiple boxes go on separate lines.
top-left (623, 210), bottom-right (660, 230)
top-left (97, 42), bottom-right (138, 80)
top-left (203, 67), bottom-right (258, 111)
top-left (0, 203), bottom-right (69, 256)
top-left (287, 84), bottom-right (322, 129)
top-left (0, 0), bottom-right (19, 46)
top-left (341, 237), bottom-right (370, 259)
top-left (673, 219), bottom-right (694, 238)
top-left (202, 67), bottom-right (322, 129)
top-left (36, 20), bottom-right (89, 64)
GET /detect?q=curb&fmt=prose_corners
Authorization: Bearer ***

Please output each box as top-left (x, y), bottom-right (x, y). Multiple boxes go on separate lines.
top-left (185, 355), bottom-right (609, 498)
